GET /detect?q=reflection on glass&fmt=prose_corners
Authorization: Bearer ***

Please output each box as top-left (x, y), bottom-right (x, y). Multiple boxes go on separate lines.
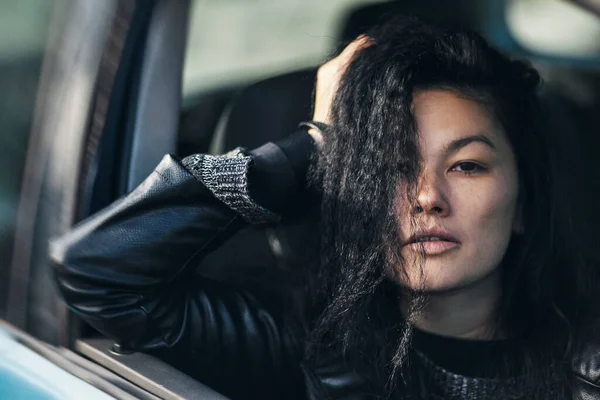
top-left (0, 0), bottom-right (55, 316)
top-left (507, 0), bottom-right (600, 57)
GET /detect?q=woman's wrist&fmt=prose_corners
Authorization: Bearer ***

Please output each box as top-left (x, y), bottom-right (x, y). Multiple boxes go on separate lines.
top-left (181, 149), bottom-right (280, 225)
top-left (181, 130), bottom-right (316, 223)
top-left (298, 121), bottom-right (327, 147)
top-left (276, 129), bottom-right (317, 184)
top-left (247, 130), bottom-right (317, 219)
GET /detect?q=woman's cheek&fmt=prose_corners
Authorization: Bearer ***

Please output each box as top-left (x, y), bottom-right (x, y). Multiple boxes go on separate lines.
top-left (462, 178), bottom-right (519, 249)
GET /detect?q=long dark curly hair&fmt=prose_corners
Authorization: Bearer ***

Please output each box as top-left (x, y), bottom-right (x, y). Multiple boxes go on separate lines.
top-left (303, 16), bottom-right (599, 398)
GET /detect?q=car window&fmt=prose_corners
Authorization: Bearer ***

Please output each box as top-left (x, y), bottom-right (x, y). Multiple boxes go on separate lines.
top-left (0, 0), bottom-right (57, 317)
top-left (182, 0), bottom-right (387, 101)
top-left (507, 0), bottom-right (600, 58)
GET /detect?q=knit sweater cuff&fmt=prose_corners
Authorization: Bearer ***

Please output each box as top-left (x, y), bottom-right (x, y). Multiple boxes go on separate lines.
top-left (181, 148), bottom-right (280, 225)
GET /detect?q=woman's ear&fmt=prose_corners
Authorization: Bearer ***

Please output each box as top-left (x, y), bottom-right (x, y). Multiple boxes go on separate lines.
top-left (512, 204), bottom-right (525, 234)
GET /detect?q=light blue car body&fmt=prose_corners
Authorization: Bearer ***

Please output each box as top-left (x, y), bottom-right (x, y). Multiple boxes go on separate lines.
top-left (0, 327), bottom-right (114, 400)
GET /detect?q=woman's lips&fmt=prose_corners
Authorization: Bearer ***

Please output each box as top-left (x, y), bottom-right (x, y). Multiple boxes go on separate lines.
top-left (407, 240), bottom-right (459, 255)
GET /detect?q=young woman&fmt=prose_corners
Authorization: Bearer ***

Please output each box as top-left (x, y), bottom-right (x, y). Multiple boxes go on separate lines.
top-left (51, 17), bottom-right (600, 399)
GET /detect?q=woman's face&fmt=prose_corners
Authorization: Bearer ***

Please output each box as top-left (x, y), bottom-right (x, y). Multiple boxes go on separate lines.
top-left (394, 90), bottom-right (521, 292)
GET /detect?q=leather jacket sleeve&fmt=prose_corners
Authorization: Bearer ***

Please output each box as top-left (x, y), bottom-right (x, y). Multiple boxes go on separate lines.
top-left (570, 323), bottom-right (600, 400)
top-left (50, 134), bottom-right (315, 399)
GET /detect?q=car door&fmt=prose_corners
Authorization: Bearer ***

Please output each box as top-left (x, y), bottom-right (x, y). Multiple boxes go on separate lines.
top-left (2, 0), bottom-right (230, 398)
top-left (3, 0), bottom-right (598, 399)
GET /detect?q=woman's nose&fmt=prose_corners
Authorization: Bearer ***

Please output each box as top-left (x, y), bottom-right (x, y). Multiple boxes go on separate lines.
top-left (413, 174), bottom-right (450, 216)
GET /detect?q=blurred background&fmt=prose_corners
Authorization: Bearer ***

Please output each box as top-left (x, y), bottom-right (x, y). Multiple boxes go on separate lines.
top-left (0, 0), bottom-right (599, 397)
top-left (0, 0), bottom-right (55, 317)
top-left (2, 0), bottom-right (600, 339)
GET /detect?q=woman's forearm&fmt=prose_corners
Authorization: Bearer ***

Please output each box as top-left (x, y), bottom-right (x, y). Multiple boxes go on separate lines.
top-left (51, 154), bottom-right (246, 347)
top-left (50, 131), bottom-right (315, 349)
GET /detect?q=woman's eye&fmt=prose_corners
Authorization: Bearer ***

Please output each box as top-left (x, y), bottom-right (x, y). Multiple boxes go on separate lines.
top-left (451, 162), bottom-right (485, 174)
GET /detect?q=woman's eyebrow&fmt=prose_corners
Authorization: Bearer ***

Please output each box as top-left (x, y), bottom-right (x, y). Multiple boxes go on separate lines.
top-left (443, 134), bottom-right (497, 156)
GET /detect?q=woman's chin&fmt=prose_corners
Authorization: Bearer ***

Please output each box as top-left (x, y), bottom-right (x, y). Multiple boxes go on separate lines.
top-left (390, 268), bottom-right (473, 294)
top-left (392, 265), bottom-right (502, 295)
top-left (396, 279), bottom-right (463, 294)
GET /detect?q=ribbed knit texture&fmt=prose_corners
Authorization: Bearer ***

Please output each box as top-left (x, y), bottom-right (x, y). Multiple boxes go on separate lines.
top-left (181, 149), bottom-right (280, 225)
top-left (413, 351), bottom-right (525, 399)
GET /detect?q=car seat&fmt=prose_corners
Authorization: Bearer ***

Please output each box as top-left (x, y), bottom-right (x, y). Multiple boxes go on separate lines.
top-left (195, 0), bottom-right (600, 296)
top-left (196, 1), bottom-right (506, 293)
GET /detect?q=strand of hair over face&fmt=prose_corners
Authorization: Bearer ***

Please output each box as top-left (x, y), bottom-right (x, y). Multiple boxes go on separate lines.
top-left (306, 15), bottom-right (586, 398)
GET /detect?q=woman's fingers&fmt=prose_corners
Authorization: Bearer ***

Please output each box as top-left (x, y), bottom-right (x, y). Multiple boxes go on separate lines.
top-left (310, 35), bottom-right (372, 146)
top-left (336, 35), bottom-right (370, 67)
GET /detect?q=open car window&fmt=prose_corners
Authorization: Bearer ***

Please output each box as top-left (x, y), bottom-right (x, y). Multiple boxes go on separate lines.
top-left (2, 0), bottom-right (599, 399)
top-left (182, 0), bottom-right (386, 101)
top-left (507, 0), bottom-right (600, 58)
top-left (0, 0), bottom-right (59, 319)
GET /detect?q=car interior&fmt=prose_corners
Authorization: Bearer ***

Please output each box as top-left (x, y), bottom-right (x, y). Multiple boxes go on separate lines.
top-left (2, 0), bottom-right (599, 398)
top-left (180, 2), bottom-right (600, 394)
top-left (180, 0), bottom-right (600, 308)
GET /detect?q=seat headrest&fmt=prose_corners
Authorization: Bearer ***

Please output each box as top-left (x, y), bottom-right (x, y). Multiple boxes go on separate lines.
top-left (214, 68), bottom-right (316, 153)
top-left (338, 1), bottom-right (485, 45)
top-left (212, 0), bottom-right (490, 153)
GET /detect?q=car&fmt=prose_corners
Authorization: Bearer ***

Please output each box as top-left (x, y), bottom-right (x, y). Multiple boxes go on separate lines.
top-left (1, 0), bottom-right (599, 398)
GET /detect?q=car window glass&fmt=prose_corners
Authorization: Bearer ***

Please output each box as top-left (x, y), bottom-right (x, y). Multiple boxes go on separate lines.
top-left (182, 0), bottom-right (387, 101)
top-left (0, 0), bottom-right (56, 317)
top-left (507, 0), bottom-right (600, 58)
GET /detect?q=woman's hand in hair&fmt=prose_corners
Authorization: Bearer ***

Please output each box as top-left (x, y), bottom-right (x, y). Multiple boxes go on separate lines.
top-left (310, 35), bottom-right (371, 146)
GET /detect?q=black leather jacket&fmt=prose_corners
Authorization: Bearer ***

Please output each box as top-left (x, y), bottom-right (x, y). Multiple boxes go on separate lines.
top-left (51, 135), bottom-right (600, 399)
